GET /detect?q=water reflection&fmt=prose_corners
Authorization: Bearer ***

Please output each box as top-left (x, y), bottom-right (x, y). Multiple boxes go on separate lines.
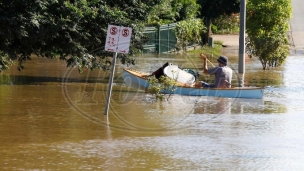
top-left (193, 97), bottom-right (266, 119)
top-left (1, 55), bottom-right (304, 170)
top-left (246, 70), bottom-right (283, 87)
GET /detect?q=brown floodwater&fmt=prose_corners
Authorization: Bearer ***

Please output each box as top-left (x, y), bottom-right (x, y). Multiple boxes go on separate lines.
top-left (1, 52), bottom-right (304, 170)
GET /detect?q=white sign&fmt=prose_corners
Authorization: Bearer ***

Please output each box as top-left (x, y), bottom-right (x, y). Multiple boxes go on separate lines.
top-left (105, 25), bottom-right (119, 52)
top-left (117, 26), bottom-right (132, 53)
top-left (105, 25), bottom-right (132, 54)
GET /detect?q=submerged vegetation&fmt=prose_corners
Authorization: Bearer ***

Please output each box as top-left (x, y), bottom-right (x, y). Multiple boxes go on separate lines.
top-left (147, 76), bottom-right (178, 101)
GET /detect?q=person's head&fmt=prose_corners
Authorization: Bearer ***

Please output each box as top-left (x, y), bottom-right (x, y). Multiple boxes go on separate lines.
top-left (217, 56), bottom-right (228, 66)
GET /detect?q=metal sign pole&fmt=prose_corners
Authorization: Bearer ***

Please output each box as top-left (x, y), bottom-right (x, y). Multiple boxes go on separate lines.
top-left (104, 52), bottom-right (117, 115)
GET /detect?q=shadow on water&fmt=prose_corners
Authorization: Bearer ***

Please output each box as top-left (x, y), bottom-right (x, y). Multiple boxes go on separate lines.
top-left (0, 75), bottom-right (113, 85)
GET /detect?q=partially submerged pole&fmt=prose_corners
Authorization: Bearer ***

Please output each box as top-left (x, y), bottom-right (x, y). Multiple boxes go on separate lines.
top-left (238, 0), bottom-right (246, 87)
top-left (104, 52), bottom-right (117, 115)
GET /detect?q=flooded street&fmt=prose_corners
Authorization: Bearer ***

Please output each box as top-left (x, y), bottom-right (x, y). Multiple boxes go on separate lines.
top-left (1, 53), bottom-right (304, 170)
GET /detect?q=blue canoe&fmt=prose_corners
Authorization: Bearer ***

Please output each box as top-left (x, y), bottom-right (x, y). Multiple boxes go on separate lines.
top-left (123, 68), bottom-right (264, 99)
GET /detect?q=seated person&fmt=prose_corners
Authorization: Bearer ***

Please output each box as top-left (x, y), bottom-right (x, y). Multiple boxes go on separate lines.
top-left (194, 53), bottom-right (232, 88)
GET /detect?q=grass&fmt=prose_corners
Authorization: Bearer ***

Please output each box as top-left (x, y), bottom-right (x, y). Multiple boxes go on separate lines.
top-left (186, 40), bottom-right (223, 58)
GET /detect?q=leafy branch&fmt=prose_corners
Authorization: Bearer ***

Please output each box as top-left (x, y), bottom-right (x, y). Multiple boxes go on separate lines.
top-left (147, 74), bottom-right (178, 101)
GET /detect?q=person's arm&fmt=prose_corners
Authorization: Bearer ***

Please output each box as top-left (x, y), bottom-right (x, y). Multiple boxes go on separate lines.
top-left (200, 53), bottom-right (208, 74)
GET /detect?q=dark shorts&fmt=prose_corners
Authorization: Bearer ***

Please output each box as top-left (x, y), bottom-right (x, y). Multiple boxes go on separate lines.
top-left (201, 82), bottom-right (215, 88)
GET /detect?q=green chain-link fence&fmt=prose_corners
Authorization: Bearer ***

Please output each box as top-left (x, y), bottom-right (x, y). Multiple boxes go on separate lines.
top-left (142, 27), bottom-right (157, 53)
top-left (143, 23), bottom-right (177, 54)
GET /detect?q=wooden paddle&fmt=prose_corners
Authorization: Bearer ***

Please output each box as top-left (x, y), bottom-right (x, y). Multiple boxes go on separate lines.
top-left (200, 53), bottom-right (215, 68)
top-left (206, 58), bottom-right (215, 68)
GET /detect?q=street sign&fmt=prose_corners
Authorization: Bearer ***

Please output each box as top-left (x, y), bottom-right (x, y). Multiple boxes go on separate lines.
top-left (104, 24), bottom-right (132, 116)
top-left (105, 25), bottom-right (119, 52)
top-left (117, 26), bottom-right (132, 53)
top-left (105, 25), bottom-right (132, 54)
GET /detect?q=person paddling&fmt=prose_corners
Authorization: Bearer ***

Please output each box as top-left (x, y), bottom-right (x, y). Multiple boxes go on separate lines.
top-left (194, 53), bottom-right (233, 88)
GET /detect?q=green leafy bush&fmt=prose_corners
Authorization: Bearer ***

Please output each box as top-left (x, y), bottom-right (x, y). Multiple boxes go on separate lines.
top-left (147, 75), bottom-right (178, 101)
top-left (246, 0), bottom-right (292, 70)
top-left (211, 14), bottom-right (240, 34)
top-left (174, 18), bottom-right (206, 50)
top-left (0, 52), bottom-right (11, 73)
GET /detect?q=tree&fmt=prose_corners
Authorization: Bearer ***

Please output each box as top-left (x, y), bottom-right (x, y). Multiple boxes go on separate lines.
top-left (174, 0), bottom-right (200, 21)
top-left (246, 0), bottom-right (292, 70)
top-left (147, 0), bottom-right (200, 26)
top-left (0, 0), bottom-right (161, 72)
top-left (197, 0), bottom-right (240, 43)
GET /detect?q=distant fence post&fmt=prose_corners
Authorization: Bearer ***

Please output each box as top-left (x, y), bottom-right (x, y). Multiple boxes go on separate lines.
top-left (158, 25), bottom-right (162, 53)
top-left (208, 37), bottom-right (214, 47)
top-left (168, 24), bottom-right (170, 53)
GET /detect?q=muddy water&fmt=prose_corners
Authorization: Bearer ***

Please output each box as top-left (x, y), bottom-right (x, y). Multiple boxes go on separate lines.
top-left (0, 53), bottom-right (304, 170)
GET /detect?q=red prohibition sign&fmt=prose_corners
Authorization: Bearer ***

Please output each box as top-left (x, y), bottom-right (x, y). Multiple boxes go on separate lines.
top-left (122, 28), bottom-right (130, 37)
top-left (110, 27), bottom-right (118, 35)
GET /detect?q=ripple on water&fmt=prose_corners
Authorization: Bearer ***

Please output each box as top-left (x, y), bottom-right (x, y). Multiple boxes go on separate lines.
top-left (264, 86), bottom-right (304, 113)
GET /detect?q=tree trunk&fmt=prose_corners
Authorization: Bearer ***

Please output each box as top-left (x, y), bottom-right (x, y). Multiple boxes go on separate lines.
top-left (203, 17), bottom-right (212, 44)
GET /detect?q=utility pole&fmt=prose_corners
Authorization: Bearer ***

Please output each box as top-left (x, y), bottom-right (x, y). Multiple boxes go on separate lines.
top-left (238, 0), bottom-right (246, 87)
